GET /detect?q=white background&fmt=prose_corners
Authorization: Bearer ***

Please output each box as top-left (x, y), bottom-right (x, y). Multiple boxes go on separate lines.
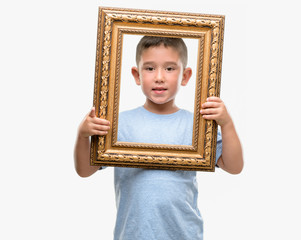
top-left (0, 0), bottom-right (300, 239)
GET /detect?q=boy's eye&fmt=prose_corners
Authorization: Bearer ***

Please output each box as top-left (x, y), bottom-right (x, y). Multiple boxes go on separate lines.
top-left (166, 67), bottom-right (175, 71)
top-left (145, 67), bottom-right (155, 71)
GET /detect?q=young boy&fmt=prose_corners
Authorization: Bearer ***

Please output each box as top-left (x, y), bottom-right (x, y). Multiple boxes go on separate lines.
top-left (74, 36), bottom-right (243, 240)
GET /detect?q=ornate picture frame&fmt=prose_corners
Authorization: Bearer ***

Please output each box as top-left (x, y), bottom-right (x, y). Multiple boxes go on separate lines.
top-left (90, 7), bottom-right (225, 171)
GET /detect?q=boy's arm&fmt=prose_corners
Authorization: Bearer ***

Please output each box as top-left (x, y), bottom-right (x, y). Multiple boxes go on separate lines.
top-left (201, 97), bottom-right (243, 174)
top-left (74, 107), bottom-right (110, 177)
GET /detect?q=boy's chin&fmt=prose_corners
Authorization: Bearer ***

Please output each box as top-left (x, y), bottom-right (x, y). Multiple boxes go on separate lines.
top-left (148, 98), bottom-right (175, 107)
top-left (149, 98), bottom-right (169, 105)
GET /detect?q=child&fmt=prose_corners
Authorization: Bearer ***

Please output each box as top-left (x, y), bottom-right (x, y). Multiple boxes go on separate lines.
top-left (74, 36), bottom-right (243, 240)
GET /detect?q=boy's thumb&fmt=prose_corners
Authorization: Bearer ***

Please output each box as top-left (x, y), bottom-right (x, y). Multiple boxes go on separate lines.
top-left (89, 107), bottom-right (96, 117)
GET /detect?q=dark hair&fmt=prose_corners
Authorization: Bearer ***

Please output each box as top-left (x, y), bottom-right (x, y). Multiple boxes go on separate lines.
top-left (135, 36), bottom-right (188, 68)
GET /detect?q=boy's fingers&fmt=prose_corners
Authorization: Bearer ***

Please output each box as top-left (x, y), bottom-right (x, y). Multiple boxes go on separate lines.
top-left (92, 130), bottom-right (109, 136)
top-left (207, 96), bottom-right (222, 102)
top-left (200, 108), bottom-right (217, 115)
top-left (201, 101), bottom-right (219, 109)
top-left (92, 123), bottom-right (110, 131)
top-left (89, 107), bottom-right (96, 118)
top-left (93, 117), bottom-right (110, 125)
top-left (202, 114), bottom-right (218, 120)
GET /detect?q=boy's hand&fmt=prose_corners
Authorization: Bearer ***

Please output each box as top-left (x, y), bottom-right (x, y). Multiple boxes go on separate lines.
top-left (78, 107), bottom-right (110, 138)
top-left (200, 97), bottom-right (231, 127)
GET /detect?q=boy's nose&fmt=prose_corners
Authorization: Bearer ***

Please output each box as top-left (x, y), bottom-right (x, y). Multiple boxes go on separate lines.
top-left (155, 68), bottom-right (165, 83)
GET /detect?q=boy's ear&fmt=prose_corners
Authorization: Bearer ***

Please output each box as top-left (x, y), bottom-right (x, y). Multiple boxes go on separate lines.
top-left (181, 67), bottom-right (192, 86)
top-left (131, 67), bottom-right (141, 85)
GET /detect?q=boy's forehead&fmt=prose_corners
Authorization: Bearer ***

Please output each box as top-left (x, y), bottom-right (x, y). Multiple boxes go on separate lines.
top-left (139, 45), bottom-right (181, 63)
top-left (141, 45), bottom-right (179, 54)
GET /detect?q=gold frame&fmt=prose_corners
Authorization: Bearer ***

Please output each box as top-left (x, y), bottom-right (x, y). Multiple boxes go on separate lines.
top-left (90, 7), bottom-right (225, 171)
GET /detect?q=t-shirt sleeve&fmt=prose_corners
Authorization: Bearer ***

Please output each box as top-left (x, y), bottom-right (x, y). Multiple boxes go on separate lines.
top-left (215, 130), bottom-right (222, 165)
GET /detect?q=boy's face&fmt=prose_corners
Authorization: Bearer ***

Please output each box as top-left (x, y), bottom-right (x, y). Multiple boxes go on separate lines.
top-left (131, 45), bottom-right (192, 112)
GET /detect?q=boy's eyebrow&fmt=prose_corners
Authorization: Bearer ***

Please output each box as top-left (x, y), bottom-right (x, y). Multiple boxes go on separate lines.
top-left (141, 61), bottom-right (155, 66)
top-left (142, 61), bottom-right (179, 66)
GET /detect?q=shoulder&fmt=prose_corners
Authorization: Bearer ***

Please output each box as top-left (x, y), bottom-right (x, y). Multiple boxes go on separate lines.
top-left (119, 107), bottom-right (143, 120)
top-left (119, 107), bottom-right (140, 115)
top-left (177, 109), bottom-right (194, 123)
top-left (179, 109), bottom-right (193, 117)
top-left (118, 106), bottom-right (145, 130)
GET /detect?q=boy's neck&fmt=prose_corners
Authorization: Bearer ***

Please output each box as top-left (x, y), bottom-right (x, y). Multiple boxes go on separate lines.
top-left (143, 99), bottom-right (180, 115)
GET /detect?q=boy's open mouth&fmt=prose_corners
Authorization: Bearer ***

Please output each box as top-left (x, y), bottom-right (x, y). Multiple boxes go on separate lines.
top-left (152, 87), bottom-right (167, 93)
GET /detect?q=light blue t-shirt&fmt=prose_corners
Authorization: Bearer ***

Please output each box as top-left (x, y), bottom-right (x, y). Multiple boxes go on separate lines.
top-left (113, 106), bottom-right (222, 240)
